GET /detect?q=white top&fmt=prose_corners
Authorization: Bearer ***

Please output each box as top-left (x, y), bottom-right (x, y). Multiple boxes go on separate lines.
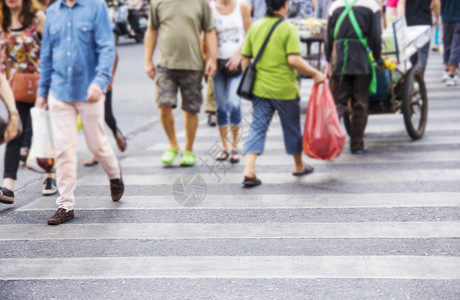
top-left (211, 0), bottom-right (245, 59)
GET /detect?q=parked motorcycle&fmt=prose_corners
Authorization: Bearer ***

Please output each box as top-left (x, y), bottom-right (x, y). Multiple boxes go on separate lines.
top-left (108, 0), bottom-right (148, 45)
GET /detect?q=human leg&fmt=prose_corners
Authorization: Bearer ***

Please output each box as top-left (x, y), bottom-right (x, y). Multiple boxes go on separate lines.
top-left (156, 66), bottom-right (180, 163)
top-left (446, 22), bottom-right (460, 86)
top-left (48, 95), bottom-right (79, 210)
top-left (242, 97), bottom-right (275, 180)
top-left (178, 69), bottom-right (203, 165)
top-left (228, 76), bottom-right (242, 154)
top-left (350, 75), bottom-right (370, 153)
top-left (330, 76), bottom-right (352, 119)
top-left (77, 97), bottom-right (121, 181)
top-left (212, 70), bottom-right (230, 154)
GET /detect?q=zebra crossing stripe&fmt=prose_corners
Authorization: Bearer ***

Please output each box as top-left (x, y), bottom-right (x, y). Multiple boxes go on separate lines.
top-left (17, 192), bottom-right (460, 211)
top-left (76, 169), bottom-right (460, 186)
top-left (0, 256), bottom-right (458, 280)
top-left (0, 222), bottom-right (458, 241)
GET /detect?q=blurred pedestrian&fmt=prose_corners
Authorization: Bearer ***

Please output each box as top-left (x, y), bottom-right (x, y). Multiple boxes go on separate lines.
top-left (127, 0), bottom-right (142, 37)
top-left (211, 0), bottom-right (251, 163)
top-left (326, 0), bottom-right (384, 154)
top-left (144, 0), bottom-right (217, 166)
top-left (83, 50), bottom-right (127, 167)
top-left (241, 0), bottom-right (324, 186)
top-left (315, 0), bottom-right (333, 19)
top-left (400, 0), bottom-right (440, 76)
top-left (249, 0), bottom-right (266, 21)
top-left (0, 0), bottom-right (57, 205)
top-left (440, 0), bottom-right (460, 86)
top-left (36, 0), bottom-right (124, 225)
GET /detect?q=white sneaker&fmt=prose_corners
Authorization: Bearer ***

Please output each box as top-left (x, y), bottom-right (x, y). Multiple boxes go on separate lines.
top-left (441, 71), bottom-right (450, 82)
top-left (446, 75), bottom-right (459, 86)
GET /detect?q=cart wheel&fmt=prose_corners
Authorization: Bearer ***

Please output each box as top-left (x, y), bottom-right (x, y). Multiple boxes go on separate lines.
top-left (343, 108), bottom-right (352, 137)
top-left (402, 68), bottom-right (428, 140)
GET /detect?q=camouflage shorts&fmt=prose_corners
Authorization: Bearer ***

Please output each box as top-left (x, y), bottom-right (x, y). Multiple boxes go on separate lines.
top-left (155, 66), bottom-right (203, 114)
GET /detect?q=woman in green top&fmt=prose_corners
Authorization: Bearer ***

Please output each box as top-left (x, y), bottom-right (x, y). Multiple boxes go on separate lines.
top-left (241, 0), bottom-right (323, 186)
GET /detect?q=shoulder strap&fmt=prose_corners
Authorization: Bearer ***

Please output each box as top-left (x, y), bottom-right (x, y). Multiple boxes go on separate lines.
top-left (333, 0), bottom-right (358, 40)
top-left (253, 18), bottom-right (284, 66)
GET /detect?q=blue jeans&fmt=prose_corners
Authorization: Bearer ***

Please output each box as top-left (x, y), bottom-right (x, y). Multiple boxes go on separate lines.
top-left (243, 97), bottom-right (302, 155)
top-left (212, 69), bottom-right (242, 127)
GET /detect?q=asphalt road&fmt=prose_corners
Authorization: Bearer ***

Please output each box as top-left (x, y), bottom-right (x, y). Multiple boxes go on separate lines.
top-left (0, 40), bottom-right (459, 299)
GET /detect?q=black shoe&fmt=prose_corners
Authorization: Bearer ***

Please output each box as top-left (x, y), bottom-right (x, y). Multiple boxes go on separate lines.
top-left (292, 164), bottom-right (314, 176)
top-left (207, 113), bottom-right (216, 127)
top-left (42, 178), bottom-right (58, 196)
top-left (0, 187), bottom-right (14, 204)
top-left (351, 148), bottom-right (367, 155)
top-left (47, 208), bottom-right (74, 225)
top-left (110, 176), bottom-right (124, 202)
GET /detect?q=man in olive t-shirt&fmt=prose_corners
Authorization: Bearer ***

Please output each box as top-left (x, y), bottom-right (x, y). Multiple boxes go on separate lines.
top-left (144, 0), bottom-right (217, 166)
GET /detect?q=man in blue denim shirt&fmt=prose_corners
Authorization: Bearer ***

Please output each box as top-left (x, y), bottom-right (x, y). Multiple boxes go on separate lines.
top-left (36, 0), bottom-right (124, 225)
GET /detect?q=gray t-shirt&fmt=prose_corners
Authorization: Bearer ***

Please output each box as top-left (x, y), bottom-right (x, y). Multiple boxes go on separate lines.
top-left (149, 0), bottom-right (214, 71)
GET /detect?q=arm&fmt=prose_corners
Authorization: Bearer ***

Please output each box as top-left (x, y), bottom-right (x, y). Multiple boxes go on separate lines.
top-left (0, 74), bottom-right (19, 142)
top-left (36, 11), bottom-right (46, 35)
top-left (36, 15), bottom-right (52, 108)
top-left (369, 10), bottom-right (384, 65)
top-left (241, 56), bottom-right (251, 72)
top-left (144, 26), bottom-right (158, 79)
top-left (88, 1), bottom-right (116, 102)
top-left (325, 15), bottom-right (334, 63)
top-left (204, 29), bottom-right (217, 77)
top-left (287, 55), bottom-right (324, 85)
top-left (226, 1), bottom-right (252, 71)
top-left (431, 0), bottom-right (440, 27)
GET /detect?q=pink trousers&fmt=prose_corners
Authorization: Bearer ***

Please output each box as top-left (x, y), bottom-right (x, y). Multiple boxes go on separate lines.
top-left (48, 95), bottom-right (121, 210)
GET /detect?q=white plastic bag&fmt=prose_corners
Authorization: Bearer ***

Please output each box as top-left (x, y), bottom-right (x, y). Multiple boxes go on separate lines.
top-left (26, 107), bottom-right (55, 173)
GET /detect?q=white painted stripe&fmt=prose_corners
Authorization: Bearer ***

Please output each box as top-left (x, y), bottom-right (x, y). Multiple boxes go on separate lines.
top-left (83, 169), bottom-right (460, 186)
top-left (17, 193), bottom-right (460, 211)
top-left (121, 151), bottom-right (460, 168)
top-left (179, 122), bottom-right (460, 138)
top-left (147, 136), bottom-right (460, 151)
top-left (0, 256), bottom-right (458, 280)
top-left (0, 222), bottom-right (458, 241)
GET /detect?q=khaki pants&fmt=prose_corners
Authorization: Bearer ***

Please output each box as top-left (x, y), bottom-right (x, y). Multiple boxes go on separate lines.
top-left (48, 95), bottom-right (120, 210)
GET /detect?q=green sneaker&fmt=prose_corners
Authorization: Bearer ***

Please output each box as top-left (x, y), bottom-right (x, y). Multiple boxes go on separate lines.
top-left (179, 151), bottom-right (196, 166)
top-left (161, 148), bottom-right (179, 165)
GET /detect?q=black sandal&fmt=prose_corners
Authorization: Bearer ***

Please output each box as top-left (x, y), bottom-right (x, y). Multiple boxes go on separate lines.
top-left (215, 150), bottom-right (229, 161)
top-left (242, 177), bottom-right (262, 187)
top-left (292, 164), bottom-right (314, 176)
top-left (229, 150), bottom-right (240, 163)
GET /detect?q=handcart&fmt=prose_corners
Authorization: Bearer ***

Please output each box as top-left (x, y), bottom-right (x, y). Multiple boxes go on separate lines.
top-left (342, 20), bottom-right (431, 140)
top-left (292, 18), bottom-right (431, 140)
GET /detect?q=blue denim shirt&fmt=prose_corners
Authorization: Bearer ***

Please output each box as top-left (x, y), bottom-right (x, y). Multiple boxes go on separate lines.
top-left (37, 0), bottom-right (115, 102)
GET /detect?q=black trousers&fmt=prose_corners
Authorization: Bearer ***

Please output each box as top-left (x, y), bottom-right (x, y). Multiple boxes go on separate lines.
top-left (3, 102), bottom-right (34, 180)
top-left (330, 75), bottom-right (369, 152)
top-left (128, 9), bottom-right (140, 33)
top-left (105, 90), bottom-right (118, 136)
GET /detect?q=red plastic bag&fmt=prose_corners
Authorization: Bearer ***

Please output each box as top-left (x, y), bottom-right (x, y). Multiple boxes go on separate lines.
top-left (303, 82), bottom-right (346, 160)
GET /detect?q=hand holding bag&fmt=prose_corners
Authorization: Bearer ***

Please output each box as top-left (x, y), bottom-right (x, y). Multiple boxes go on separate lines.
top-left (217, 59), bottom-right (242, 77)
top-left (303, 66), bottom-right (346, 160)
top-left (237, 18), bottom-right (284, 100)
top-left (27, 107), bottom-right (55, 173)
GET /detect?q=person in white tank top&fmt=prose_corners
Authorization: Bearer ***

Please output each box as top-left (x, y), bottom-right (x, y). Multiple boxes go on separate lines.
top-left (211, 0), bottom-right (252, 163)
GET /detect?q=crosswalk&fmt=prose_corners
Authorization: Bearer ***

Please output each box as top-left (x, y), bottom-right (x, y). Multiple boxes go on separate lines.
top-left (0, 53), bottom-right (459, 298)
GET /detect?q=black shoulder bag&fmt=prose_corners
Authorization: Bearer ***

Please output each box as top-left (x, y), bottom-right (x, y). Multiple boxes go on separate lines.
top-left (237, 18), bottom-right (284, 100)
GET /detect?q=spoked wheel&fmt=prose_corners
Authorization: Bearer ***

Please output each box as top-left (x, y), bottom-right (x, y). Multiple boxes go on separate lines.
top-left (343, 107), bottom-right (352, 137)
top-left (401, 68), bottom-right (428, 140)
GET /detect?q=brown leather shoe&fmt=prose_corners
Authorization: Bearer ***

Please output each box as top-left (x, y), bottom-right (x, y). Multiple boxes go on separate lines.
top-left (47, 208), bottom-right (74, 225)
top-left (114, 129), bottom-right (127, 152)
top-left (110, 177), bottom-right (124, 201)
